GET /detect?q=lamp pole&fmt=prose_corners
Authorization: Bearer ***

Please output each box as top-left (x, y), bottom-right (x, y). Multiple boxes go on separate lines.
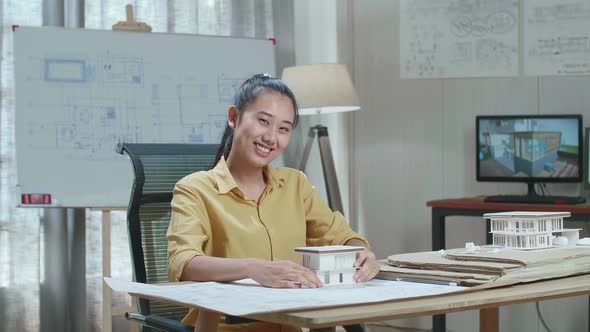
top-left (298, 125), bottom-right (344, 214)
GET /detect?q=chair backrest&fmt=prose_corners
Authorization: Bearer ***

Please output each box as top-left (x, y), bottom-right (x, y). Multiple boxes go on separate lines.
top-left (117, 143), bottom-right (218, 326)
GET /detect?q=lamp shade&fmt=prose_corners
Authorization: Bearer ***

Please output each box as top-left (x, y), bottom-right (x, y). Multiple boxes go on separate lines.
top-left (281, 63), bottom-right (360, 115)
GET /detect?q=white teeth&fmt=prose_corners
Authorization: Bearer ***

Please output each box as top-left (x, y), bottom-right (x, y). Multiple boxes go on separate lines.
top-left (256, 143), bottom-right (271, 153)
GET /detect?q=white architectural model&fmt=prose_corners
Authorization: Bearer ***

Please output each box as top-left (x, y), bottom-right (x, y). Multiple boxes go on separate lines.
top-left (484, 211), bottom-right (580, 249)
top-left (294, 245), bottom-right (364, 287)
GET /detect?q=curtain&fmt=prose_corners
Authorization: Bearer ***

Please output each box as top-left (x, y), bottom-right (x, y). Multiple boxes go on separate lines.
top-left (0, 1), bottom-right (273, 331)
top-left (0, 2), bottom-right (44, 331)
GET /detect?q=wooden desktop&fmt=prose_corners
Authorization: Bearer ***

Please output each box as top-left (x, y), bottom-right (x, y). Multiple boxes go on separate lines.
top-left (128, 274), bottom-right (590, 332)
top-left (246, 274), bottom-right (590, 332)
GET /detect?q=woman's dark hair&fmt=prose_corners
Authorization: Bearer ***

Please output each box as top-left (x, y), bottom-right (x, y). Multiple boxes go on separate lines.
top-left (213, 73), bottom-right (299, 167)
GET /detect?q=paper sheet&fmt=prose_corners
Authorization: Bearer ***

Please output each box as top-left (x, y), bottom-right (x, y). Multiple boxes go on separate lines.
top-left (105, 277), bottom-right (466, 316)
top-left (523, 0), bottom-right (590, 76)
top-left (400, 0), bottom-right (519, 78)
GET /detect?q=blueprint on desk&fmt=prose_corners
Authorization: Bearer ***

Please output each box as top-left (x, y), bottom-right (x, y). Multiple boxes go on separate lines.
top-left (14, 27), bottom-right (274, 207)
top-left (105, 277), bottom-right (466, 316)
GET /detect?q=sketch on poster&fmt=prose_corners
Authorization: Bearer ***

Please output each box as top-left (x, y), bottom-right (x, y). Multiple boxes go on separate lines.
top-left (524, 0), bottom-right (590, 76)
top-left (400, 0), bottom-right (519, 78)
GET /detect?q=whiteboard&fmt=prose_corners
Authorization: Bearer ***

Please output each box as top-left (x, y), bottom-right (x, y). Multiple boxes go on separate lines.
top-left (14, 27), bottom-right (275, 207)
top-left (400, 0), bottom-right (519, 78)
top-left (523, 0), bottom-right (590, 76)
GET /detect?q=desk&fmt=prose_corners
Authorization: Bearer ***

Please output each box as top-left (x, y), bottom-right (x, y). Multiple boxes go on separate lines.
top-left (426, 196), bottom-right (590, 332)
top-left (134, 274), bottom-right (590, 332)
top-left (248, 274), bottom-right (590, 332)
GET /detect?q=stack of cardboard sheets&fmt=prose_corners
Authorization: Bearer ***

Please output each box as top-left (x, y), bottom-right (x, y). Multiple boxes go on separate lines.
top-left (379, 246), bottom-right (590, 287)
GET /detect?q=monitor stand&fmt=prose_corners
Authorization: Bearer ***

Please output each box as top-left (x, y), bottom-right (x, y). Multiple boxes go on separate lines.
top-left (484, 183), bottom-right (586, 205)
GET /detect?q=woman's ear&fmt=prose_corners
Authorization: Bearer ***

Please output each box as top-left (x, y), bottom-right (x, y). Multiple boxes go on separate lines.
top-left (227, 105), bottom-right (238, 129)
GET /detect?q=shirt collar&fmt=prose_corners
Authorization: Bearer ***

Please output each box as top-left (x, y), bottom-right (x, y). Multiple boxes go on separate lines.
top-left (264, 163), bottom-right (285, 190)
top-left (212, 157), bottom-right (285, 194)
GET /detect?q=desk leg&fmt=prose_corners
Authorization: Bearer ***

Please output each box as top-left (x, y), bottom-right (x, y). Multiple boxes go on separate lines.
top-left (480, 307), bottom-right (498, 332)
top-left (431, 208), bottom-right (446, 332)
top-left (432, 208), bottom-right (446, 251)
top-left (194, 310), bottom-right (220, 332)
top-left (433, 314), bottom-right (445, 332)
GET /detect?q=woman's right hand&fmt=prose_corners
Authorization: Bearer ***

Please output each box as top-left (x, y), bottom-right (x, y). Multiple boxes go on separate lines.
top-left (248, 259), bottom-right (323, 288)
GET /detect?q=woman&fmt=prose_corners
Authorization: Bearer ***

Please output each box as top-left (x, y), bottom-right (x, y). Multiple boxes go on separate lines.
top-left (167, 74), bottom-right (379, 331)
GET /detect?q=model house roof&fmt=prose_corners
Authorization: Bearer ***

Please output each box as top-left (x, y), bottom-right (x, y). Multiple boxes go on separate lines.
top-left (294, 245), bottom-right (364, 255)
top-left (484, 211), bottom-right (571, 219)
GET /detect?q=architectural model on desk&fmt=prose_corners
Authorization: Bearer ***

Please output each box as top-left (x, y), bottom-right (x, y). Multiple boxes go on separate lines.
top-left (484, 211), bottom-right (580, 249)
top-left (294, 245), bottom-right (364, 287)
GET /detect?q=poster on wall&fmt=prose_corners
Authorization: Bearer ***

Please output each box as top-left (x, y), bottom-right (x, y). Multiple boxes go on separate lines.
top-left (400, 0), bottom-right (519, 79)
top-left (524, 0), bottom-right (590, 76)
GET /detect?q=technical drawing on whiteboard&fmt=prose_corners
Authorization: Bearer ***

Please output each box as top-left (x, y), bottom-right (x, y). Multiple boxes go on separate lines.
top-left (15, 27), bottom-right (275, 207)
top-left (22, 53), bottom-right (242, 161)
top-left (400, 0), bottom-right (519, 78)
top-left (523, 0), bottom-right (590, 76)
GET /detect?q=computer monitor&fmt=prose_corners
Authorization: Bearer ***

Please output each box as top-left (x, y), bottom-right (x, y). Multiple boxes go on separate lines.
top-left (476, 114), bottom-right (584, 204)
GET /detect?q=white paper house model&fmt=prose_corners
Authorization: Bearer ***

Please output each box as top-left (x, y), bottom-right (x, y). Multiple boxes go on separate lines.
top-left (294, 245), bottom-right (364, 287)
top-left (483, 211), bottom-right (579, 249)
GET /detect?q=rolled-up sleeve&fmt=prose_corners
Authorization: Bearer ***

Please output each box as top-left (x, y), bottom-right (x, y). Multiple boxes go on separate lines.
top-left (300, 172), bottom-right (368, 247)
top-left (166, 181), bottom-right (211, 282)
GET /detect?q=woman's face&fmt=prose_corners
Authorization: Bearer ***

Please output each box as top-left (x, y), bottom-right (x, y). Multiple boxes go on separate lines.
top-left (228, 91), bottom-right (295, 169)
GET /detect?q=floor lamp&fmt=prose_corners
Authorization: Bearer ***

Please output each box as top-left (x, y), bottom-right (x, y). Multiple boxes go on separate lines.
top-left (281, 64), bottom-right (360, 214)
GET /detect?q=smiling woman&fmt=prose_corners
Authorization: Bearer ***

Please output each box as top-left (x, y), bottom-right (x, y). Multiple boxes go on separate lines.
top-left (213, 74), bottom-right (300, 167)
top-left (166, 74), bottom-right (379, 331)
top-left (222, 75), bottom-right (299, 177)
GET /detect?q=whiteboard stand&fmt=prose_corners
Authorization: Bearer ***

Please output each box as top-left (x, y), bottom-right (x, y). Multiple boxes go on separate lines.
top-left (99, 208), bottom-right (137, 332)
top-left (69, 208), bottom-right (87, 332)
top-left (14, 25), bottom-right (274, 330)
top-left (109, 6), bottom-right (151, 330)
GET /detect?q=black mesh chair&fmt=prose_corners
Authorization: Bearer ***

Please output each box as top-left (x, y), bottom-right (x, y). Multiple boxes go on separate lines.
top-left (117, 142), bottom-right (364, 332)
top-left (117, 143), bottom-right (218, 332)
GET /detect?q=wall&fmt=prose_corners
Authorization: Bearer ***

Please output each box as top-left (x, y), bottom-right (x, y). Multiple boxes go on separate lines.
top-left (350, 1), bottom-right (590, 331)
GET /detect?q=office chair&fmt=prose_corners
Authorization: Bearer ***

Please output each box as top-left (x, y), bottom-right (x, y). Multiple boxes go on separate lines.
top-left (117, 142), bottom-right (364, 332)
top-left (117, 143), bottom-right (218, 332)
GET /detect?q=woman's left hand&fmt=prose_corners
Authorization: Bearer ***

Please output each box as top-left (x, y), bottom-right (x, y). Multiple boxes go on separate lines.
top-left (353, 247), bottom-right (380, 282)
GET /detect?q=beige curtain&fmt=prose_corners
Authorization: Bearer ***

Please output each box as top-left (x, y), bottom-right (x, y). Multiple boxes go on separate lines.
top-left (0, 1), bottom-right (273, 331)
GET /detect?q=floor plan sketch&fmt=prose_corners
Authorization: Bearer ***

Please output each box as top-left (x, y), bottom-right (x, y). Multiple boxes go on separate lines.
top-left (99, 53), bottom-right (144, 85)
top-left (14, 27), bottom-right (275, 207)
top-left (400, 0), bottom-right (519, 78)
top-left (22, 53), bottom-right (247, 160)
top-left (524, 0), bottom-right (590, 76)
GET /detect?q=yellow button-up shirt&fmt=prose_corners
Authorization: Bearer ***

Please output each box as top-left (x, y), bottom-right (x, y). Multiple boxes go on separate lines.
top-left (166, 157), bottom-right (368, 330)
top-left (167, 157), bottom-right (367, 281)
